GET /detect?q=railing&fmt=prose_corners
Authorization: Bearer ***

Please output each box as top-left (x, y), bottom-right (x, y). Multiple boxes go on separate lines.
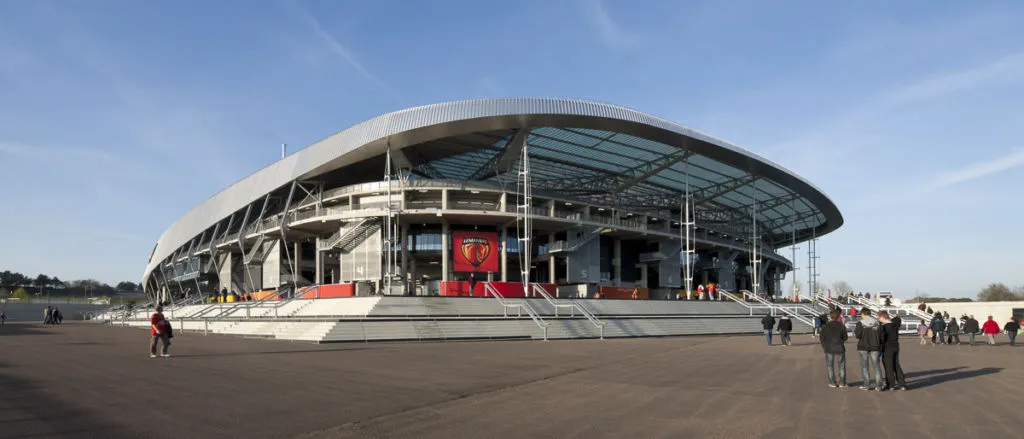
top-left (813, 293), bottom-right (844, 311)
top-left (720, 290), bottom-right (815, 328)
top-left (483, 282), bottom-right (548, 340)
top-left (531, 284), bottom-right (604, 339)
top-left (845, 295), bottom-right (932, 322)
top-left (318, 228), bottom-right (344, 250)
top-left (739, 290), bottom-right (818, 326)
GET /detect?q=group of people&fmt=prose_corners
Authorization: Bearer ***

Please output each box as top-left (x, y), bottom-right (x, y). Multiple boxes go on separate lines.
top-left (760, 313), bottom-right (794, 346)
top-left (42, 305), bottom-right (63, 325)
top-left (919, 312), bottom-right (1020, 346)
top-left (674, 283), bottom-right (721, 301)
top-left (820, 308), bottom-right (906, 390)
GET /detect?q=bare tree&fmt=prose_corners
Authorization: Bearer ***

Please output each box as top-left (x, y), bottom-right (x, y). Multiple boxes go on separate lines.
top-left (832, 280), bottom-right (853, 297)
top-left (977, 283), bottom-right (1022, 302)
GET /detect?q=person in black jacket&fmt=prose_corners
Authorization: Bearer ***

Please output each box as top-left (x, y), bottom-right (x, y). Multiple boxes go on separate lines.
top-left (947, 317), bottom-right (961, 345)
top-left (963, 316), bottom-right (980, 346)
top-left (761, 314), bottom-right (776, 346)
top-left (930, 313), bottom-right (946, 345)
top-left (854, 308), bottom-right (884, 391)
top-left (776, 314), bottom-right (793, 346)
top-left (877, 311), bottom-right (906, 391)
top-left (820, 310), bottom-right (848, 388)
top-left (1005, 318), bottom-right (1020, 346)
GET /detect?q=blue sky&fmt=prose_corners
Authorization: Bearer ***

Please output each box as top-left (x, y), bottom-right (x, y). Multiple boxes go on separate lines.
top-left (1, 0), bottom-right (1022, 297)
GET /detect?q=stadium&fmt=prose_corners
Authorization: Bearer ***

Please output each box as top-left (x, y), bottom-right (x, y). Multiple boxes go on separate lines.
top-left (113, 98), bottom-right (845, 341)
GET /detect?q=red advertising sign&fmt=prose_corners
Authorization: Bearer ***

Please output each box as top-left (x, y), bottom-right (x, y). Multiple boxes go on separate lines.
top-left (453, 231), bottom-right (499, 273)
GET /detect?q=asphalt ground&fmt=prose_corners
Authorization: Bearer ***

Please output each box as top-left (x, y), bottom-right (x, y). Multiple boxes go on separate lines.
top-left (0, 322), bottom-right (1021, 439)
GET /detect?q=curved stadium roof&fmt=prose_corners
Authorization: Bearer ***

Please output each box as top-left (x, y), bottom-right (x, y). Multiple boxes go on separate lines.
top-left (143, 98), bottom-right (843, 285)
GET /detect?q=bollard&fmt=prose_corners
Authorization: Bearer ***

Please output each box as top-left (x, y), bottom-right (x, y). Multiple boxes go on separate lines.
top-left (204, 319), bottom-right (209, 335)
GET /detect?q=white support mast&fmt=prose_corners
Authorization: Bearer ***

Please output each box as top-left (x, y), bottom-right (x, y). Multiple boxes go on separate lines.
top-left (789, 198), bottom-right (799, 301)
top-left (383, 148), bottom-right (397, 295)
top-left (808, 228), bottom-right (819, 298)
top-left (517, 134), bottom-right (533, 296)
top-left (750, 180), bottom-right (760, 298)
top-left (681, 158), bottom-right (695, 300)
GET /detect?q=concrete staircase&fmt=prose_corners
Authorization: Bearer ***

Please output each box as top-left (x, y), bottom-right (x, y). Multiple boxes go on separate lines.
top-left (96, 296), bottom-right (813, 344)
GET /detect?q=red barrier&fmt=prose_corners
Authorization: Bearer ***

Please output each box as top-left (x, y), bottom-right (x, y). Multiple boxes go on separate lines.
top-left (599, 286), bottom-right (649, 299)
top-left (440, 281), bottom-right (556, 298)
top-left (299, 283), bottom-right (355, 299)
top-left (251, 290), bottom-right (280, 301)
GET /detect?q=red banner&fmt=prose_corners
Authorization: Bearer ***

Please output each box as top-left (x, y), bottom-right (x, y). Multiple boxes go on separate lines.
top-left (453, 231), bottom-right (499, 273)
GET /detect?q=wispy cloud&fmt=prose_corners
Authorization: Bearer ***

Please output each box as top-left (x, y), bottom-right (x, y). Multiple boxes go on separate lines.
top-left (289, 3), bottom-right (405, 104)
top-left (579, 0), bottom-right (641, 50)
top-left (885, 52), bottom-right (1024, 107)
top-left (0, 140), bottom-right (120, 164)
top-left (931, 148), bottom-right (1024, 188)
top-left (765, 50), bottom-right (1024, 182)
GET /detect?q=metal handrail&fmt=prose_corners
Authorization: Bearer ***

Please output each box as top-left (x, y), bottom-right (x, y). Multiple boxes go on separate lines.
top-left (740, 290), bottom-right (820, 319)
top-left (483, 282), bottom-right (548, 340)
top-left (530, 284), bottom-right (604, 338)
top-left (530, 284), bottom-right (575, 316)
top-left (720, 290), bottom-right (815, 327)
top-left (845, 295), bottom-right (932, 322)
top-left (813, 293), bottom-right (845, 310)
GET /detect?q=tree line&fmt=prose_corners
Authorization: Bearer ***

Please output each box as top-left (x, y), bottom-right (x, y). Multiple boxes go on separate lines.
top-left (0, 270), bottom-right (141, 299)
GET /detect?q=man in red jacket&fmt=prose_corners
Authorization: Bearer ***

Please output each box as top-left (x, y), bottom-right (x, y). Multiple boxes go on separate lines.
top-left (150, 306), bottom-right (171, 358)
top-left (982, 315), bottom-right (1001, 346)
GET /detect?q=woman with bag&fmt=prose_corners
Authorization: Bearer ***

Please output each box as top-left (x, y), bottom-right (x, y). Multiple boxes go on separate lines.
top-left (917, 320), bottom-right (930, 346)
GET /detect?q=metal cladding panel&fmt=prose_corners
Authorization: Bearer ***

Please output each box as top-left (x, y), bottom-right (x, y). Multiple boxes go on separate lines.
top-left (143, 98), bottom-right (842, 285)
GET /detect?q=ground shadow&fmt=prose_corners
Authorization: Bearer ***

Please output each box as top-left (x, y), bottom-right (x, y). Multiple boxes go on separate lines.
top-left (903, 366), bottom-right (965, 379)
top-left (851, 367), bottom-right (968, 388)
top-left (174, 347), bottom-right (367, 358)
top-left (0, 368), bottom-right (137, 438)
top-left (0, 323), bottom-right (58, 336)
top-left (908, 367), bottom-right (1003, 390)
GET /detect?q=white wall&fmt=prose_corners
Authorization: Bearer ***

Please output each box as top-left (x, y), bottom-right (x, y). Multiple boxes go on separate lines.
top-left (904, 301), bottom-right (1024, 321)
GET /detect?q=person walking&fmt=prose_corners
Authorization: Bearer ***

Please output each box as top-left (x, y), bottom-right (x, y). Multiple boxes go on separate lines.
top-left (1004, 317), bottom-right (1020, 346)
top-left (947, 317), bottom-right (961, 345)
top-left (43, 306), bottom-right (52, 325)
top-left (468, 273), bottom-right (477, 297)
top-left (0, 311), bottom-right (5, 325)
top-left (813, 313), bottom-right (824, 338)
top-left (930, 312), bottom-right (946, 345)
top-left (820, 310), bottom-right (848, 388)
top-left (878, 311), bottom-right (906, 391)
top-left (917, 319), bottom-right (930, 346)
top-left (982, 316), bottom-right (1000, 345)
top-left (777, 314), bottom-right (793, 346)
top-left (854, 308), bottom-right (884, 391)
top-left (963, 315), bottom-right (980, 346)
top-left (761, 314), bottom-right (776, 346)
top-left (149, 306), bottom-right (172, 358)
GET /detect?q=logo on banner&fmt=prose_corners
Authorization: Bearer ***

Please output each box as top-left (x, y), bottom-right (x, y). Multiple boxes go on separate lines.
top-left (453, 231), bottom-right (499, 273)
top-left (459, 237), bottom-right (491, 269)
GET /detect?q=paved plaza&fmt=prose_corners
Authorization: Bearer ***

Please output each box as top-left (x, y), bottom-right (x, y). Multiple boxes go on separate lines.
top-left (0, 323), bottom-right (1021, 439)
